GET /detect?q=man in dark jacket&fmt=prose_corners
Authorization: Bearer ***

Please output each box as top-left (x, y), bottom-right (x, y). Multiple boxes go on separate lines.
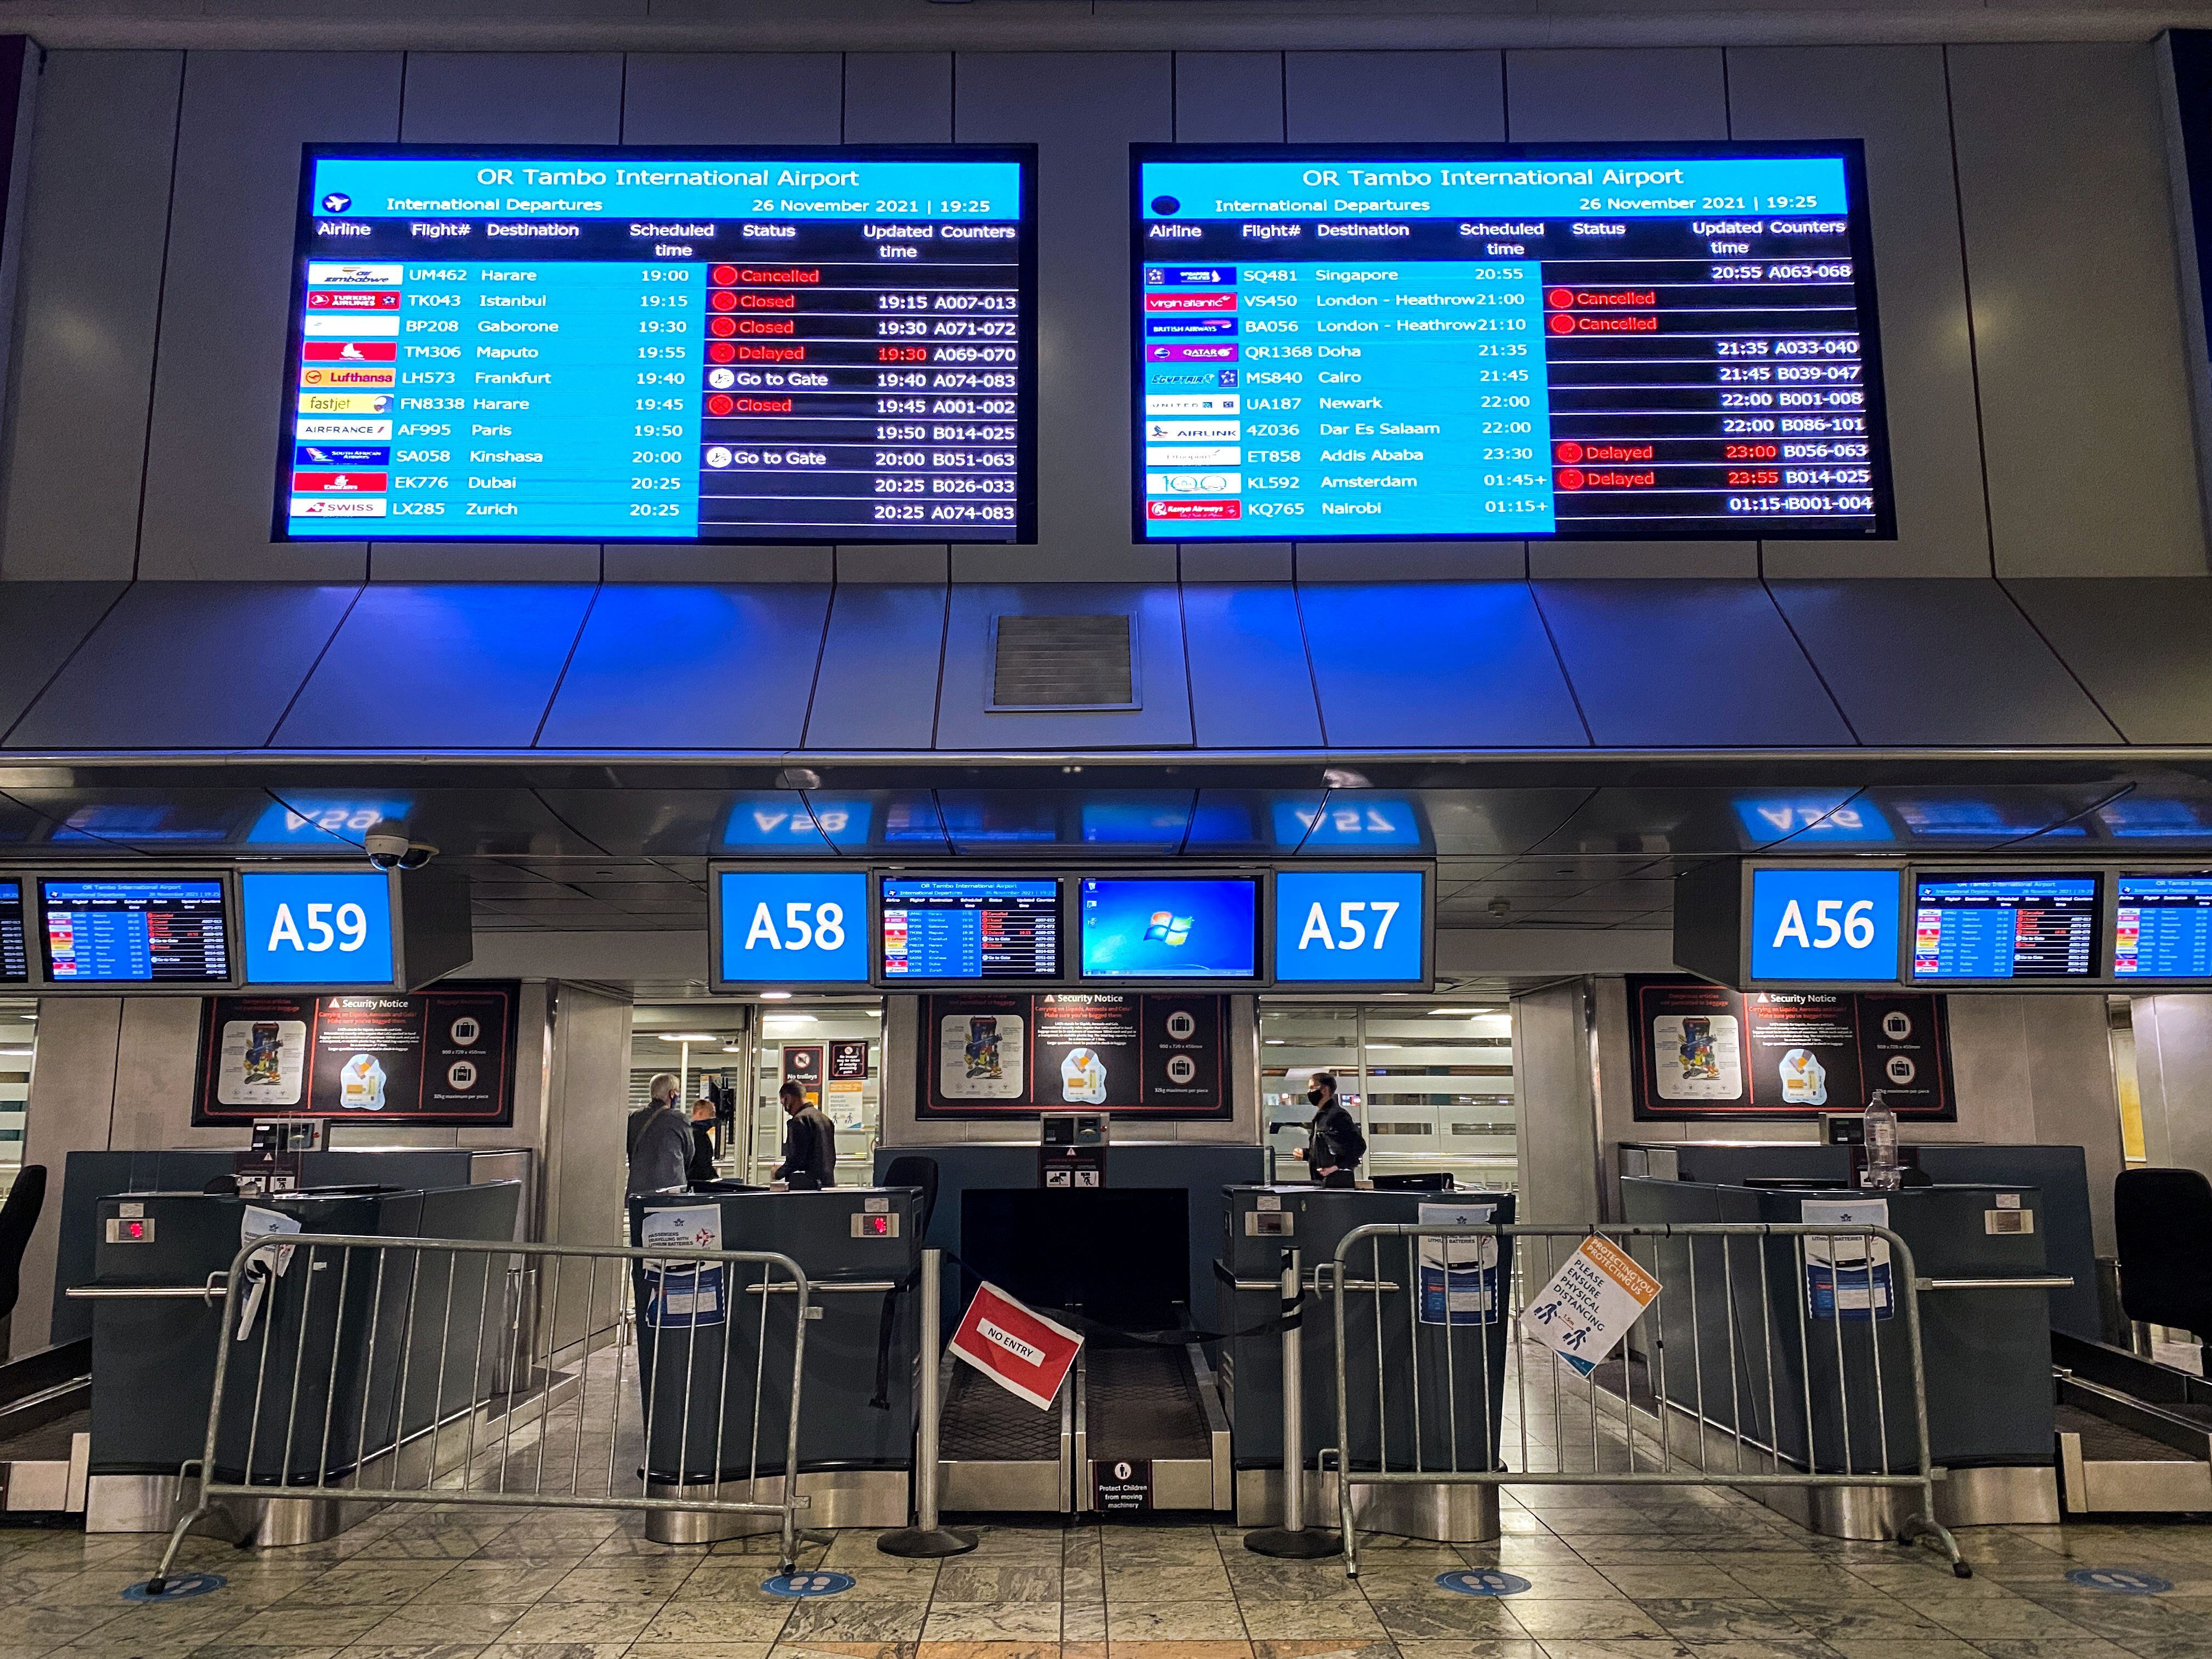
top-left (686, 1092), bottom-right (721, 1187)
top-left (1293, 1070), bottom-right (1366, 1189)
top-left (626, 1073), bottom-right (692, 1197)
top-left (773, 1079), bottom-right (839, 1190)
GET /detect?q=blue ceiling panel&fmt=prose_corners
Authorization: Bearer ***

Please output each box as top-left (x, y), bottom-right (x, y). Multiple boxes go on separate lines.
top-left (537, 585), bottom-right (828, 751)
top-left (804, 585), bottom-right (946, 752)
top-left (1181, 584), bottom-right (1324, 749)
top-left (1769, 579), bottom-right (2120, 747)
top-left (271, 584), bottom-right (595, 751)
top-left (1533, 580), bottom-right (1853, 748)
top-left (9, 583), bottom-right (358, 752)
top-left (0, 583), bottom-right (127, 741)
top-left (2006, 578), bottom-right (2212, 745)
top-left (1299, 583), bottom-right (1589, 751)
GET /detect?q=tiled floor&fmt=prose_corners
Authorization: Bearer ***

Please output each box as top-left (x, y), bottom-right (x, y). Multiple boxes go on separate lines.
top-left (11, 1491), bottom-right (2212, 1659)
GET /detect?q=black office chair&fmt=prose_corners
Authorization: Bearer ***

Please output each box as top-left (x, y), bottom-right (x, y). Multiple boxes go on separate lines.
top-left (882, 1154), bottom-right (940, 1235)
top-left (0, 1165), bottom-right (48, 1327)
top-left (2115, 1167), bottom-right (2212, 1373)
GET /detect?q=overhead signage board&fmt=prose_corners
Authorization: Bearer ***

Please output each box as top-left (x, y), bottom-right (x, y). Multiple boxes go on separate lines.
top-left (1908, 871), bottom-right (2101, 983)
top-left (38, 874), bottom-right (237, 990)
top-left (710, 866), bottom-right (870, 990)
top-left (240, 869), bottom-right (397, 988)
top-left (277, 145), bottom-right (1038, 546)
top-left (1745, 865), bottom-right (1900, 986)
top-left (1272, 867), bottom-right (1431, 985)
top-left (2114, 873), bottom-right (2212, 981)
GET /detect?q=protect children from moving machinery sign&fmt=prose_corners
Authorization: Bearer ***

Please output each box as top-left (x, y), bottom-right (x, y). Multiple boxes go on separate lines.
top-left (918, 991), bottom-right (1228, 1119)
top-left (193, 982), bottom-right (521, 1125)
top-left (1626, 974), bottom-right (1953, 1122)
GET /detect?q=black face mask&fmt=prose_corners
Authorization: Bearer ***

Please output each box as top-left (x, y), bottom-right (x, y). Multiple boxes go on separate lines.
top-left (1307, 1087), bottom-right (1325, 1107)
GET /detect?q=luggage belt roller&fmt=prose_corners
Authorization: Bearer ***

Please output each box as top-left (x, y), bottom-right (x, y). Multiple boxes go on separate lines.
top-left (2053, 1331), bottom-right (2212, 1513)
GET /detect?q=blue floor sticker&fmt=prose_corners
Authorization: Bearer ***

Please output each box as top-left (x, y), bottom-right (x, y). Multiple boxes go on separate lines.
top-left (763, 1571), bottom-right (856, 1599)
top-left (124, 1574), bottom-right (225, 1602)
top-left (1437, 1569), bottom-right (1531, 1596)
top-left (2066, 1568), bottom-right (2172, 1595)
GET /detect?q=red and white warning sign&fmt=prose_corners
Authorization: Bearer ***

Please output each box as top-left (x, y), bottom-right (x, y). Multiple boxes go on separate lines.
top-left (949, 1281), bottom-right (1082, 1409)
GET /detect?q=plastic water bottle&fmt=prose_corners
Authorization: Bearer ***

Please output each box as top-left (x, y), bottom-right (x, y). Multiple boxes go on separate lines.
top-left (1863, 1090), bottom-right (1901, 1191)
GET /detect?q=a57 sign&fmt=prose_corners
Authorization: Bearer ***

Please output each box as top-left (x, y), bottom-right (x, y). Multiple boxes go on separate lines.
top-left (1273, 870), bottom-right (1429, 984)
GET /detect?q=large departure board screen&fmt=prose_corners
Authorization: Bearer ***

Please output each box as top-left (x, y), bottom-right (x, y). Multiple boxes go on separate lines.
top-left (1909, 873), bottom-right (2100, 982)
top-left (881, 877), bottom-right (1062, 982)
top-left (40, 878), bottom-right (234, 985)
top-left (1132, 144), bottom-right (1891, 541)
top-left (280, 146), bottom-right (1036, 544)
top-left (2114, 874), bottom-right (2212, 979)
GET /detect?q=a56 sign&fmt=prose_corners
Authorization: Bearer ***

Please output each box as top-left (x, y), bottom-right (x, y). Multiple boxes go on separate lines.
top-left (716, 870), bottom-right (869, 986)
top-left (1746, 866), bottom-right (1901, 984)
top-left (1273, 870), bottom-right (1429, 984)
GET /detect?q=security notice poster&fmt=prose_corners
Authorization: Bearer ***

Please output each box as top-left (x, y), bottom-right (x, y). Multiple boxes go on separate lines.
top-left (193, 982), bottom-right (521, 1125)
top-left (1627, 975), bottom-right (1952, 1122)
top-left (921, 992), bottom-right (1229, 1119)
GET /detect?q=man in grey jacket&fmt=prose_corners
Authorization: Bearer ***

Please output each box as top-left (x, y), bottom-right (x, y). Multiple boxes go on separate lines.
top-left (626, 1072), bottom-right (693, 1197)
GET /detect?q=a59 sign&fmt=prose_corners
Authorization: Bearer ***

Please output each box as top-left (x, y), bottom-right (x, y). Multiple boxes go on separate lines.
top-left (241, 871), bottom-right (397, 987)
top-left (715, 870), bottom-right (869, 987)
top-left (1746, 866), bottom-right (1901, 984)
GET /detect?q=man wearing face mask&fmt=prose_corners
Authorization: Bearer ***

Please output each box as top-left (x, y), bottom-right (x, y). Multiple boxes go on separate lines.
top-left (1291, 1070), bottom-right (1365, 1189)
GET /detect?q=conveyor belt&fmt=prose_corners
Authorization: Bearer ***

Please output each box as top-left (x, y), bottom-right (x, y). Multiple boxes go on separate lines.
top-left (0, 1404), bottom-right (86, 1464)
top-left (942, 1362), bottom-right (1060, 1462)
top-left (1086, 1345), bottom-right (1208, 1462)
top-left (2055, 1402), bottom-right (2196, 1465)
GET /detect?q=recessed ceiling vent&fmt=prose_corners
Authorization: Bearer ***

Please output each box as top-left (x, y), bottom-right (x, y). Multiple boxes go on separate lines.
top-left (988, 614), bottom-right (1140, 711)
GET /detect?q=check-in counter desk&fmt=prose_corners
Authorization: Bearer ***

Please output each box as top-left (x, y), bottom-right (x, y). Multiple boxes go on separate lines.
top-left (54, 1147), bottom-right (532, 1346)
top-left (82, 1180), bottom-right (522, 1534)
top-left (1620, 1175), bottom-right (2059, 1528)
top-left (1618, 1141), bottom-right (2102, 1341)
top-left (626, 1184), bottom-right (922, 1539)
top-left (1215, 1185), bottom-right (1514, 1536)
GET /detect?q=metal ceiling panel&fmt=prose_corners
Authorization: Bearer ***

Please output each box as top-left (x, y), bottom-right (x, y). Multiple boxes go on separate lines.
top-left (262, 786), bottom-right (606, 858)
top-left (8, 584), bottom-right (358, 752)
top-left (1299, 585), bottom-right (1589, 750)
top-left (2, 787), bottom-right (291, 853)
top-left (0, 583), bottom-right (126, 740)
top-left (1418, 790), bottom-right (1596, 856)
top-left (1532, 580), bottom-right (1852, 748)
top-left (935, 586), bottom-right (1193, 751)
top-left (1180, 585), bottom-right (1323, 749)
top-left (537, 586), bottom-right (830, 752)
top-left (271, 585), bottom-right (595, 752)
top-left (1865, 783), bottom-right (2120, 849)
top-left (2005, 578), bottom-right (2212, 744)
top-left (805, 585), bottom-right (945, 752)
top-left (1530, 787), bottom-right (1795, 857)
top-left (534, 789), bottom-right (751, 858)
top-left (1767, 579), bottom-right (2120, 747)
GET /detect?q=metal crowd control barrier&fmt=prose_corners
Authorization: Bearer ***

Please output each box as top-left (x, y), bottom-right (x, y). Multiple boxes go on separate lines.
top-left (1326, 1222), bottom-right (1972, 1580)
top-left (145, 1232), bottom-right (813, 1594)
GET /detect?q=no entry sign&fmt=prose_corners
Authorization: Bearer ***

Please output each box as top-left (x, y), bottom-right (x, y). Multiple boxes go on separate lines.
top-left (950, 1281), bottom-right (1081, 1409)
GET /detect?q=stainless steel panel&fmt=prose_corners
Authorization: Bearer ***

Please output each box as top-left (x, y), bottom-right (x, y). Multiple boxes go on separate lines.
top-left (1950, 44), bottom-right (2207, 577)
top-left (1300, 584), bottom-right (1588, 749)
top-left (806, 584), bottom-right (946, 752)
top-left (2006, 578), bottom-right (2212, 744)
top-left (1768, 579), bottom-right (2119, 746)
top-left (137, 52), bottom-right (399, 583)
top-left (1730, 46), bottom-right (1989, 579)
top-left (1531, 787), bottom-right (1794, 857)
top-left (954, 54), bottom-right (1173, 584)
top-left (370, 53), bottom-right (620, 584)
top-left (4, 786), bottom-right (298, 853)
top-left (1286, 52), bottom-right (1504, 141)
top-left (618, 53), bottom-right (842, 143)
top-left (1504, 49), bottom-right (1748, 580)
top-left (0, 583), bottom-right (126, 737)
top-left (8, 584), bottom-right (358, 751)
top-left (934, 584), bottom-right (1193, 751)
top-left (538, 585), bottom-right (830, 752)
top-left (1181, 585), bottom-right (1323, 750)
top-left (533, 789), bottom-right (757, 857)
top-left (1533, 580), bottom-right (1852, 748)
top-left (270, 585), bottom-right (597, 751)
top-left (642, 1470), bottom-right (906, 1541)
top-left (0, 54), bottom-right (180, 582)
top-left (1299, 543), bottom-right (1525, 583)
top-left (840, 53), bottom-right (952, 144)
top-left (1174, 52), bottom-right (1283, 142)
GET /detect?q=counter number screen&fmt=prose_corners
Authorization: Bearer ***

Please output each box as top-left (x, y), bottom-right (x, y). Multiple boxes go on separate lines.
top-left (41, 878), bottom-right (233, 984)
top-left (0, 881), bottom-right (26, 984)
top-left (881, 877), bottom-right (1060, 980)
top-left (2115, 874), bottom-right (2212, 979)
top-left (1080, 877), bottom-right (1258, 979)
top-left (1133, 143), bottom-right (1891, 541)
top-left (280, 145), bottom-right (1036, 544)
top-left (1910, 873), bottom-right (2099, 981)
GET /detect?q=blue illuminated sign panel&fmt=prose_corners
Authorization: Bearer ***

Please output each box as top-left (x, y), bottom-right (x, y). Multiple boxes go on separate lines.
top-left (241, 870), bottom-right (397, 986)
top-left (716, 869), bottom-right (869, 986)
top-left (2115, 875), bottom-right (2212, 979)
top-left (1274, 870), bottom-right (1428, 984)
top-left (1746, 867), bottom-right (1900, 984)
top-left (1079, 877), bottom-right (1258, 980)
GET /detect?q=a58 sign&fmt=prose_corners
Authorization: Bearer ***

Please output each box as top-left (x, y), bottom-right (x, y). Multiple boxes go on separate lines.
top-left (1273, 870), bottom-right (1429, 984)
top-left (715, 870), bottom-right (869, 987)
top-left (1746, 866), bottom-right (1901, 984)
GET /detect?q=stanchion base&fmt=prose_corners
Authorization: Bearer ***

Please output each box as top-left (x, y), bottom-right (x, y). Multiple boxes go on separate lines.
top-left (1245, 1527), bottom-right (1340, 1559)
top-left (878, 1526), bottom-right (980, 1559)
